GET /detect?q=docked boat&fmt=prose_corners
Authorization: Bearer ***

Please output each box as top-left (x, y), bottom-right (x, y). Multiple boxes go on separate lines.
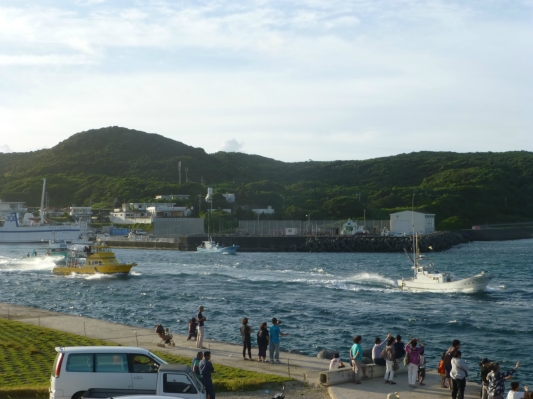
top-left (398, 236), bottom-right (491, 293)
top-left (197, 238), bottom-right (239, 254)
top-left (0, 179), bottom-right (88, 243)
top-left (52, 244), bottom-right (137, 275)
top-left (341, 219), bottom-right (368, 236)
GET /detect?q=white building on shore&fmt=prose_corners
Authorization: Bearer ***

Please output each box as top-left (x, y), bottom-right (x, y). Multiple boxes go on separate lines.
top-left (110, 202), bottom-right (192, 224)
top-left (390, 210), bottom-right (435, 235)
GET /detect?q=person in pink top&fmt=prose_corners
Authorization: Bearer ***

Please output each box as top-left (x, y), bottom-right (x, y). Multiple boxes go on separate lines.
top-left (405, 338), bottom-right (425, 388)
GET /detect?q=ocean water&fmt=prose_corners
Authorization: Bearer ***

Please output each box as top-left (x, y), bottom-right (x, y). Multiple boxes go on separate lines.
top-left (1, 239), bottom-right (532, 385)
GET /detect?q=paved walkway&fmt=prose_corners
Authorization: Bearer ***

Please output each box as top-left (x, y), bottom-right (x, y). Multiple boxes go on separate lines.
top-left (1, 302), bottom-right (482, 398)
top-left (0, 303), bottom-right (329, 385)
top-left (329, 370), bottom-right (481, 399)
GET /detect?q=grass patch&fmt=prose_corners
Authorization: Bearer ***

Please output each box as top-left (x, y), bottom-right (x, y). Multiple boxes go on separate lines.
top-left (0, 318), bottom-right (291, 397)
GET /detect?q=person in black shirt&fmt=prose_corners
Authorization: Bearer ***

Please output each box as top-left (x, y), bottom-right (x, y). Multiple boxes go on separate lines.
top-left (196, 306), bottom-right (207, 349)
top-left (240, 317), bottom-right (252, 360)
top-left (394, 335), bottom-right (406, 360)
top-left (256, 322), bottom-right (269, 362)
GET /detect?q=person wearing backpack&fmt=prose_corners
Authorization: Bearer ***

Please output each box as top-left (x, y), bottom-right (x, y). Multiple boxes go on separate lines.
top-left (256, 322), bottom-right (269, 362)
top-left (381, 336), bottom-right (397, 385)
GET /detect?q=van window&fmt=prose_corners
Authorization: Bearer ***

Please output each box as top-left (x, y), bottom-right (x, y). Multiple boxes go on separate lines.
top-left (95, 354), bottom-right (128, 373)
top-left (130, 354), bottom-right (159, 373)
top-left (163, 373), bottom-right (198, 394)
top-left (66, 354), bottom-right (94, 372)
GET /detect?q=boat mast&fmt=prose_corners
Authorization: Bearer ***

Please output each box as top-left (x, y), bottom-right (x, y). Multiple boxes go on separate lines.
top-left (205, 187), bottom-right (213, 239)
top-left (411, 190), bottom-right (416, 278)
top-left (40, 178), bottom-right (46, 224)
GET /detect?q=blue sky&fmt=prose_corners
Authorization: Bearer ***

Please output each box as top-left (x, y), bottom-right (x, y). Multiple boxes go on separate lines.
top-left (0, 0), bottom-right (532, 161)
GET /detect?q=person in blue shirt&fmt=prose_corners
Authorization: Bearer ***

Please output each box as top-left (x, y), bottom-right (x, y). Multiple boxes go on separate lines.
top-left (191, 351), bottom-right (203, 379)
top-left (200, 351), bottom-right (215, 399)
top-left (269, 317), bottom-right (288, 364)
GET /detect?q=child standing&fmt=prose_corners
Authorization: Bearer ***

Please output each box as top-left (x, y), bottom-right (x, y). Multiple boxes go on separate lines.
top-left (438, 352), bottom-right (447, 388)
top-left (187, 317), bottom-right (198, 341)
top-left (418, 353), bottom-right (427, 386)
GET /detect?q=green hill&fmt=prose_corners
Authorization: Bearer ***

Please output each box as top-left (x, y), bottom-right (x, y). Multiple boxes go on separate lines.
top-left (1, 126), bottom-right (532, 228)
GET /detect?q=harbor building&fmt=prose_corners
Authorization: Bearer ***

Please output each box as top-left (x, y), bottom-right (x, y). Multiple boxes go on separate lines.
top-left (0, 200), bottom-right (27, 220)
top-left (390, 210), bottom-right (435, 235)
top-left (110, 202), bottom-right (192, 224)
top-left (69, 206), bottom-right (93, 222)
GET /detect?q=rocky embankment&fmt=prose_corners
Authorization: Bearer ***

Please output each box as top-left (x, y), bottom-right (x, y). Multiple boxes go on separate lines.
top-left (294, 231), bottom-right (467, 253)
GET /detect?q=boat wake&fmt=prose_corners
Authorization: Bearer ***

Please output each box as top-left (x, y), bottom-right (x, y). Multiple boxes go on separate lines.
top-left (349, 272), bottom-right (396, 287)
top-left (0, 257), bottom-right (56, 271)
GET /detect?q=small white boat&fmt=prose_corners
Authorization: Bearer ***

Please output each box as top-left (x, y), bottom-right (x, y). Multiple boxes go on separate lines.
top-left (198, 187), bottom-right (239, 254)
top-left (398, 236), bottom-right (491, 293)
top-left (197, 238), bottom-right (239, 254)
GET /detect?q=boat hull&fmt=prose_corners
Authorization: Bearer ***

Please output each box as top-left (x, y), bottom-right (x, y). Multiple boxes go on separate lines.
top-left (398, 273), bottom-right (491, 293)
top-left (52, 264), bottom-right (136, 275)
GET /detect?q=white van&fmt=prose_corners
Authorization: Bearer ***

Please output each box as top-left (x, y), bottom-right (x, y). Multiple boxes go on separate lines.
top-left (49, 346), bottom-right (168, 399)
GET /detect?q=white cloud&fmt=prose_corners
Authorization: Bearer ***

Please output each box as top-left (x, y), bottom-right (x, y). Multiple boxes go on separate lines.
top-left (219, 139), bottom-right (245, 153)
top-left (0, 0), bottom-right (531, 161)
top-left (0, 144), bottom-right (11, 153)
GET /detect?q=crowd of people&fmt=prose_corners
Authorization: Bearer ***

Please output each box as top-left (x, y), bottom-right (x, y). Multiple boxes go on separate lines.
top-left (183, 308), bottom-right (530, 399)
top-left (338, 335), bottom-right (529, 399)
top-left (186, 306), bottom-right (289, 363)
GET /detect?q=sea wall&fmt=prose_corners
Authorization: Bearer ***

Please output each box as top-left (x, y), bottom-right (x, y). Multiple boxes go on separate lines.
top-left (105, 227), bottom-right (533, 252)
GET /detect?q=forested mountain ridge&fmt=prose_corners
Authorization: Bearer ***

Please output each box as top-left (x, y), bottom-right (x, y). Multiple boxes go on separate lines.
top-left (1, 126), bottom-right (532, 229)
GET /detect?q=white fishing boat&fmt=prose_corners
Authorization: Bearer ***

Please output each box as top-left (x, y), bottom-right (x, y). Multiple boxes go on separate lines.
top-left (197, 187), bottom-right (239, 254)
top-left (341, 219), bottom-right (368, 236)
top-left (398, 235), bottom-right (491, 293)
top-left (197, 238), bottom-right (239, 254)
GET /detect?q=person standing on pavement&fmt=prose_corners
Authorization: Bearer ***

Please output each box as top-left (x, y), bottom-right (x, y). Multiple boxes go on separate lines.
top-left (196, 306), bottom-right (207, 349)
top-left (405, 338), bottom-right (425, 388)
top-left (257, 322), bottom-right (269, 362)
top-left (450, 351), bottom-right (468, 399)
top-left (350, 335), bottom-right (369, 384)
top-left (200, 351), bottom-right (215, 399)
top-left (394, 335), bottom-right (406, 360)
top-left (382, 336), bottom-right (397, 385)
top-left (444, 339), bottom-right (461, 390)
top-left (269, 318), bottom-right (288, 364)
top-left (480, 358), bottom-right (492, 399)
top-left (240, 317), bottom-right (252, 360)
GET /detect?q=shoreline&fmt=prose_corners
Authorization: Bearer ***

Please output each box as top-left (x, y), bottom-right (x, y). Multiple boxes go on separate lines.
top-left (0, 301), bottom-right (483, 399)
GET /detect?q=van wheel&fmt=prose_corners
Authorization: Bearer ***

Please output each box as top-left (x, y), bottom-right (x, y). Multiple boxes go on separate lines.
top-left (72, 391), bottom-right (86, 399)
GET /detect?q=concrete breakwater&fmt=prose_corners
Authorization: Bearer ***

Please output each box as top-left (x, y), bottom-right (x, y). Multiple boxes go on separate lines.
top-left (296, 231), bottom-right (466, 253)
top-left (106, 227), bottom-right (533, 252)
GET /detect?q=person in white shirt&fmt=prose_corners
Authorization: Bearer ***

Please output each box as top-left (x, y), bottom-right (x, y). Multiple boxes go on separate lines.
top-left (507, 381), bottom-right (529, 399)
top-left (329, 352), bottom-right (345, 370)
top-left (450, 351), bottom-right (469, 399)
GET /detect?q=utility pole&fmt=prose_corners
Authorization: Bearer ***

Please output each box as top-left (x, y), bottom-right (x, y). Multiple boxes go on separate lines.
top-left (185, 168), bottom-right (189, 183)
top-left (178, 162), bottom-right (181, 185)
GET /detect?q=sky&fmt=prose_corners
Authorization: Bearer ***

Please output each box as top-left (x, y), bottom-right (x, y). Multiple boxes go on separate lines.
top-left (0, 0), bottom-right (532, 162)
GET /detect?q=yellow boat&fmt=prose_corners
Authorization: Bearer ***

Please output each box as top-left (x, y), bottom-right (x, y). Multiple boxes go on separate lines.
top-left (52, 244), bottom-right (137, 276)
